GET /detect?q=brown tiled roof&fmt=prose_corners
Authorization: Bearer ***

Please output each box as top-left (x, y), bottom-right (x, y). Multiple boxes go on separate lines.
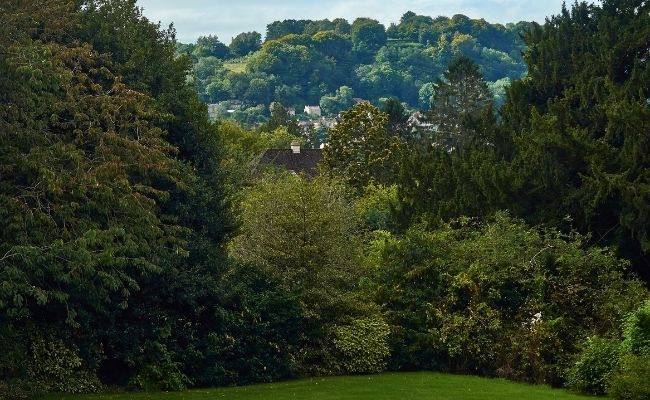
top-left (254, 148), bottom-right (323, 177)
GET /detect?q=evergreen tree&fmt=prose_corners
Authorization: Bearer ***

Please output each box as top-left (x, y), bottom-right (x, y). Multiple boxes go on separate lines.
top-left (500, 0), bottom-right (650, 278)
top-left (426, 56), bottom-right (493, 152)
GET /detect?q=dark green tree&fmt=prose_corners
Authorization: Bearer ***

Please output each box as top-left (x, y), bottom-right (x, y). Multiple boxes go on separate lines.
top-left (500, 0), bottom-right (650, 278)
top-left (193, 35), bottom-right (230, 58)
top-left (426, 55), bottom-right (493, 151)
top-left (229, 174), bottom-right (381, 374)
top-left (265, 19), bottom-right (309, 41)
top-left (380, 96), bottom-right (410, 138)
top-left (0, 0), bottom-right (236, 393)
top-left (319, 86), bottom-right (355, 116)
top-left (259, 102), bottom-right (300, 136)
top-left (351, 18), bottom-right (387, 63)
top-left (229, 31), bottom-right (262, 57)
top-left (0, 0), bottom-right (215, 392)
top-left (312, 30), bottom-right (352, 58)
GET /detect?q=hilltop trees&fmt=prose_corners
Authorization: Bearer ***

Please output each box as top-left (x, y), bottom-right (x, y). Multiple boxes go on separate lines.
top-left (351, 18), bottom-right (387, 62)
top-left (189, 12), bottom-right (529, 115)
top-left (229, 31), bottom-right (262, 57)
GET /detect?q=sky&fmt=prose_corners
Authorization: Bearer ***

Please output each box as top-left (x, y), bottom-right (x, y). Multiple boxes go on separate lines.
top-left (136, 0), bottom-right (572, 44)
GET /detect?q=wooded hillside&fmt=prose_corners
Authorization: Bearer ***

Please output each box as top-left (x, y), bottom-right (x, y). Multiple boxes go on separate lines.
top-left (179, 12), bottom-right (531, 120)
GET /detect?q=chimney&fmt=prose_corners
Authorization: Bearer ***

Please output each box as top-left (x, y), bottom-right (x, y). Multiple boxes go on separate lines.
top-left (291, 141), bottom-right (301, 154)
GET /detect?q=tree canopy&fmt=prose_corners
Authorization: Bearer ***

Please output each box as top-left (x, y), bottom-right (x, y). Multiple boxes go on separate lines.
top-left (185, 12), bottom-right (530, 117)
top-left (2, 1), bottom-right (649, 397)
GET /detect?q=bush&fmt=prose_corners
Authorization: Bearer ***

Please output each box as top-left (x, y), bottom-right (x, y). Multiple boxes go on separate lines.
top-left (566, 336), bottom-right (621, 395)
top-left (621, 300), bottom-right (650, 356)
top-left (333, 316), bottom-right (391, 374)
top-left (607, 354), bottom-right (650, 400)
top-left (127, 341), bottom-right (188, 391)
top-left (27, 333), bottom-right (101, 394)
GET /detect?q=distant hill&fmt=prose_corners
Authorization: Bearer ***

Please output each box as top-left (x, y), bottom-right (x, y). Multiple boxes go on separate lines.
top-left (177, 12), bottom-right (534, 124)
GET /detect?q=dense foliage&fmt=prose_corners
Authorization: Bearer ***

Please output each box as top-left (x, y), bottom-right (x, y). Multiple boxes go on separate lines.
top-left (0, 0), bottom-right (233, 395)
top-left (181, 12), bottom-right (531, 120)
top-left (501, 0), bottom-right (650, 280)
top-left (1, 0), bottom-right (649, 398)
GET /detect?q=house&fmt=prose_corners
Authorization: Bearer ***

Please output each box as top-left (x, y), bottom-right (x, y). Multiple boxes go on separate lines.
top-left (252, 141), bottom-right (323, 177)
top-left (304, 105), bottom-right (322, 117)
top-left (407, 111), bottom-right (437, 134)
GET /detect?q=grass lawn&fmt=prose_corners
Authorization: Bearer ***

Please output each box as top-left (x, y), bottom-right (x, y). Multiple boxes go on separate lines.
top-left (46, 372), bottom-right (597, 400)
top-left (223, 62), bottom-right (247, 73)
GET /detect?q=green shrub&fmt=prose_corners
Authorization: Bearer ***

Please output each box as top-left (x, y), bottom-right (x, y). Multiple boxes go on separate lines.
top-left (333, 316), bottom-right (391, 374)
top-left (566, 336), bottom-right (621, 395)
top-left (127, 341), bottom-right (188, 391)
top-left (621, 300), bottom-right (650, 356)
top-left (607, 354), bottom-right (650, 400)
top-left (27, 333), bottom-right (101, 394)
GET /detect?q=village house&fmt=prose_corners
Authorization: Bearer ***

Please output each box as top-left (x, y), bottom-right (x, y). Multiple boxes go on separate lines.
top-left (252, 141), bottom-right (323, 178)
top-left (304, 105), bottom-right (322, 117)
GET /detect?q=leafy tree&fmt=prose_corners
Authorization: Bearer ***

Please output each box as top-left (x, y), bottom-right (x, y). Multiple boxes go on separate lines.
top-left (351, 18), bottom-right (387, 62)
top-left (248, 39), bottom-right (317, 86)
top-left (243, 77), bottom-right (274, 105)
top-left (1, 0), bottom-right (238, 393)
top-left (418, 82), bottom-right (436, 109)
top-left (0, 0), bottom-right (211, 392)
top-left (312, 30), bottom-right (352, 58)
top-left (319, 86), bottom-right (355, 116)
top-left (322, 103), bottom-right (404, 189)
top-left (193, 35), bottom-right (230, 59)
top-left (228, 174), bottom-right (376, 374)
top-left (229, 174), bottom-right (361, 295)
top-left (355, 62), bottom-right (416, 104)
top-left (259, 102), bottom-right (300, 135)
top-left (265, 19), bottom-right (309, 41)
top-left (303, 19), bottom-right (336, 35)
top-left (332, 18), bottom-right (352, 35)
top-left (193, 56), bottom-right (226, 99)
top-left (229, 31), bottom-right (262, 57)
top-left (380, 96), bottom-right (410, 137)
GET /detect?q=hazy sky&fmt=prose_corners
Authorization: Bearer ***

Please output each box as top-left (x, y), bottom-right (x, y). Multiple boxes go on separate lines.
top-left (136, 0), bottom-right (572, 44)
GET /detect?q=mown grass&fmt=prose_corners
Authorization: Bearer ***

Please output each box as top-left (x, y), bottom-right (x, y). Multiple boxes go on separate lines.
top-left (46, 372), bottom-right (596, 400)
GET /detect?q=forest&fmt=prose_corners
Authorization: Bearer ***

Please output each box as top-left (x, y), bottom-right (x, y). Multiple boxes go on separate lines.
top-left (0, 0), bottom-right (649, 399)
top-left (180, 12), bottom-right (531, 123)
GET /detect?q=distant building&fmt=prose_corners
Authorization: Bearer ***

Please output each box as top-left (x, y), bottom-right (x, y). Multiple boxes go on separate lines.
top-left (304, 105), bottom-right (322, 117)
top-left (252, 142), bottom-right (323, 177)
top-left (407, 111), bottom-right (436, 131)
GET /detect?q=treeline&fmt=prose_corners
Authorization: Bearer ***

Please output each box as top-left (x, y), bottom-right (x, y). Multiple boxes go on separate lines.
top-left (179, 12), bottom-right (531, 120)
top-left (1, 0), bottom-right (649, 399)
